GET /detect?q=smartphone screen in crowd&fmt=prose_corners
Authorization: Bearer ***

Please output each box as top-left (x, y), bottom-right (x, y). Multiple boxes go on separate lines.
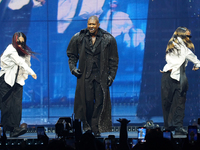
top-left (37, 126), bottom-right (45, 139)
top-left (104, 138), bottom-right (112, 150)
top-left (137, 127), bottom-right (146, 143)
top-left (163, 130), bottom-right (171, 140)
top-left (132, 138), bottom-right (138, 148)
top-left (188, 126), bottom-right (197, 143)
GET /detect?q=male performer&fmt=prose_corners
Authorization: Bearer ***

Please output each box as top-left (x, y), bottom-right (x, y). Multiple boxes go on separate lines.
top-left (67, 15), bottom-right (118, 136)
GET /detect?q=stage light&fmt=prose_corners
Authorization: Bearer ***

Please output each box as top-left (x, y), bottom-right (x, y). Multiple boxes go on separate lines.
top-left (112, 127), bottom-right (115, 132)
top-left (144, 120), bottom-right (159, 129)
top-left (55, 117), bottom-right (73, 137)
top-left (127, 126), bottom-right (131, 132)
top-left (115, 127), bottom-right (119, 132)
top-left (55, 115), bottom-right (83, 144)
top-left (132, 127), bottom-right (136, 132)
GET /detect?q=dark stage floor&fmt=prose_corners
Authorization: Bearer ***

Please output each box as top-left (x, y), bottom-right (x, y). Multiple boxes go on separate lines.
top-left (5, 128), bottom-right (187, 140)
top-left (0, 128), bottom-right (189, 149)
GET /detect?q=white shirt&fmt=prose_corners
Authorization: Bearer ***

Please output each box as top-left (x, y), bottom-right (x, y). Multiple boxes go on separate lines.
top-left (57, 0), bottom-right (105, 33)
top-left (8, 0), bottom-right (30, 10)
top-left (78, 0), bottom-right (104, 19)
top-left (0, 44), bottom-right (35, 86)
top-left (8, 0), bottom-right (42, 10)
top-left (100, 10), bottom-right (133, 47)
top-left (57, 0), bottom-right (79, 33)
top-left (162, 37), bottom-right (200, 81)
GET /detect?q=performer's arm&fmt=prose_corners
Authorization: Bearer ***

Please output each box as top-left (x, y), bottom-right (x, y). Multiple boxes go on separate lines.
top-left (185, 48), bottom-right (200, 70)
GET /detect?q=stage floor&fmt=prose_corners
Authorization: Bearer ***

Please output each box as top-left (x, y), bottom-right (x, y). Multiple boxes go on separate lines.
top-left (20, 105), bottom-right (164, 125)
top-left (6, 130), bottom-right (187, 140)
top-left (1, 130), bottom-right (187, 149)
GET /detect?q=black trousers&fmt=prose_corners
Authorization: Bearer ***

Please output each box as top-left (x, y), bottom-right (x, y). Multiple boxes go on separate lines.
top-left (161, 72), bottom-right (186, 129)
top-left (0, 76), bottom-right (23, 132)
top-left (84, 78), bottom-right (103, 133)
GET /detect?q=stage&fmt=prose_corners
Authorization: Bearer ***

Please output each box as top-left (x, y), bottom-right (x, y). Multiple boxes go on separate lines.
top-left (3, 125), bottom-right (188, 144)
top-left (0, 125), bottom-right (192, 150)
top-left (7, 130), bottom-right (187, 140)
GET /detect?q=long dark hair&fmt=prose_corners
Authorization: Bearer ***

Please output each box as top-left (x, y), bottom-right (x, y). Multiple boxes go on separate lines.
top-left (166, 27), bottom-right (194, 54)
top-left (12, 32), bottom-right (36, 57)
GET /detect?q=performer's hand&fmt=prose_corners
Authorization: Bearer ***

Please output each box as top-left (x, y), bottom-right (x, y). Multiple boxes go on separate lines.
top-left (107, 75), bottom-right (114, 86)
top-left (192, 67), bottom-right (199, 71)
top-left (32, 74), bottom-right (37, 79)
top-left (72, 68), bottom-right (82, 78)
top-left (160, 70), bottom-right (164, 73)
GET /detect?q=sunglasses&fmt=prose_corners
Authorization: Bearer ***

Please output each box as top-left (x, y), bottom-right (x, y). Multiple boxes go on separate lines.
top-left (186, 35), bottom-right (192, 38)
top-left (17, 41), bottom-right (25, 47)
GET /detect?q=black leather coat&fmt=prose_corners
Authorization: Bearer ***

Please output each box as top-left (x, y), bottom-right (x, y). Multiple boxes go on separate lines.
top-left (67, 28), bottom-right (118, 132)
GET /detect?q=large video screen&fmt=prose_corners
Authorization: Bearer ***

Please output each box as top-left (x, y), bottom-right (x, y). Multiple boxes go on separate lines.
top-left (1, 0), bottom-right (200, 126)
top-left (0, 0), bottom-right (148, 125)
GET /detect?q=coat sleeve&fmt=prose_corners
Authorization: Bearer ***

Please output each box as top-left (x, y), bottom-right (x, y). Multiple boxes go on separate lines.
top-left (185, 48), bottom-right (200, 68)
top-left (66, 33), bottom-right (79, 73)
top-left (108, 36), bottom-right (119, 79)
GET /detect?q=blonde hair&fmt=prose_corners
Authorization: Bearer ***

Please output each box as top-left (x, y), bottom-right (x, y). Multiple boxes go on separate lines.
top-left (166, 27), bottom-right (194, 54)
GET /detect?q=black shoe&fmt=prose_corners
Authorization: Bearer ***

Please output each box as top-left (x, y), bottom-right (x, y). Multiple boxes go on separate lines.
top-left (175, 127), bottom-right (188, 135)
top-left (10, 127), bottom-right (27, 137)
top-left (94, 131), bottom-right (101, 137)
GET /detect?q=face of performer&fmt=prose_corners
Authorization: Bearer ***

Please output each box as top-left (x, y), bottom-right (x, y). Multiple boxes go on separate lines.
top-left (185, 30), bottom-right (191, 38)
top-left (17, 36), bottom-right (25, 48)
top-left (87, 18), bottom-right (100, 36)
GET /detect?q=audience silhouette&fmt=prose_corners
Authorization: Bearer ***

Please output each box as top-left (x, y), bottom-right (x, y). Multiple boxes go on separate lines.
top-left (1, 118), bottom-right (200, 150)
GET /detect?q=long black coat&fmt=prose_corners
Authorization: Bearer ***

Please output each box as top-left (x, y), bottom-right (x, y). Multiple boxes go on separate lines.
top-left (67, 28), bottom-right (118, 132)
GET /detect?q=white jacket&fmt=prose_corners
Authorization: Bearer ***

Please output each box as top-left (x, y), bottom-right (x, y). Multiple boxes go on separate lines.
top-left (0, 44), bottom-right (35, 86)
top-left (162, 37), bottom-right (200, 81)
